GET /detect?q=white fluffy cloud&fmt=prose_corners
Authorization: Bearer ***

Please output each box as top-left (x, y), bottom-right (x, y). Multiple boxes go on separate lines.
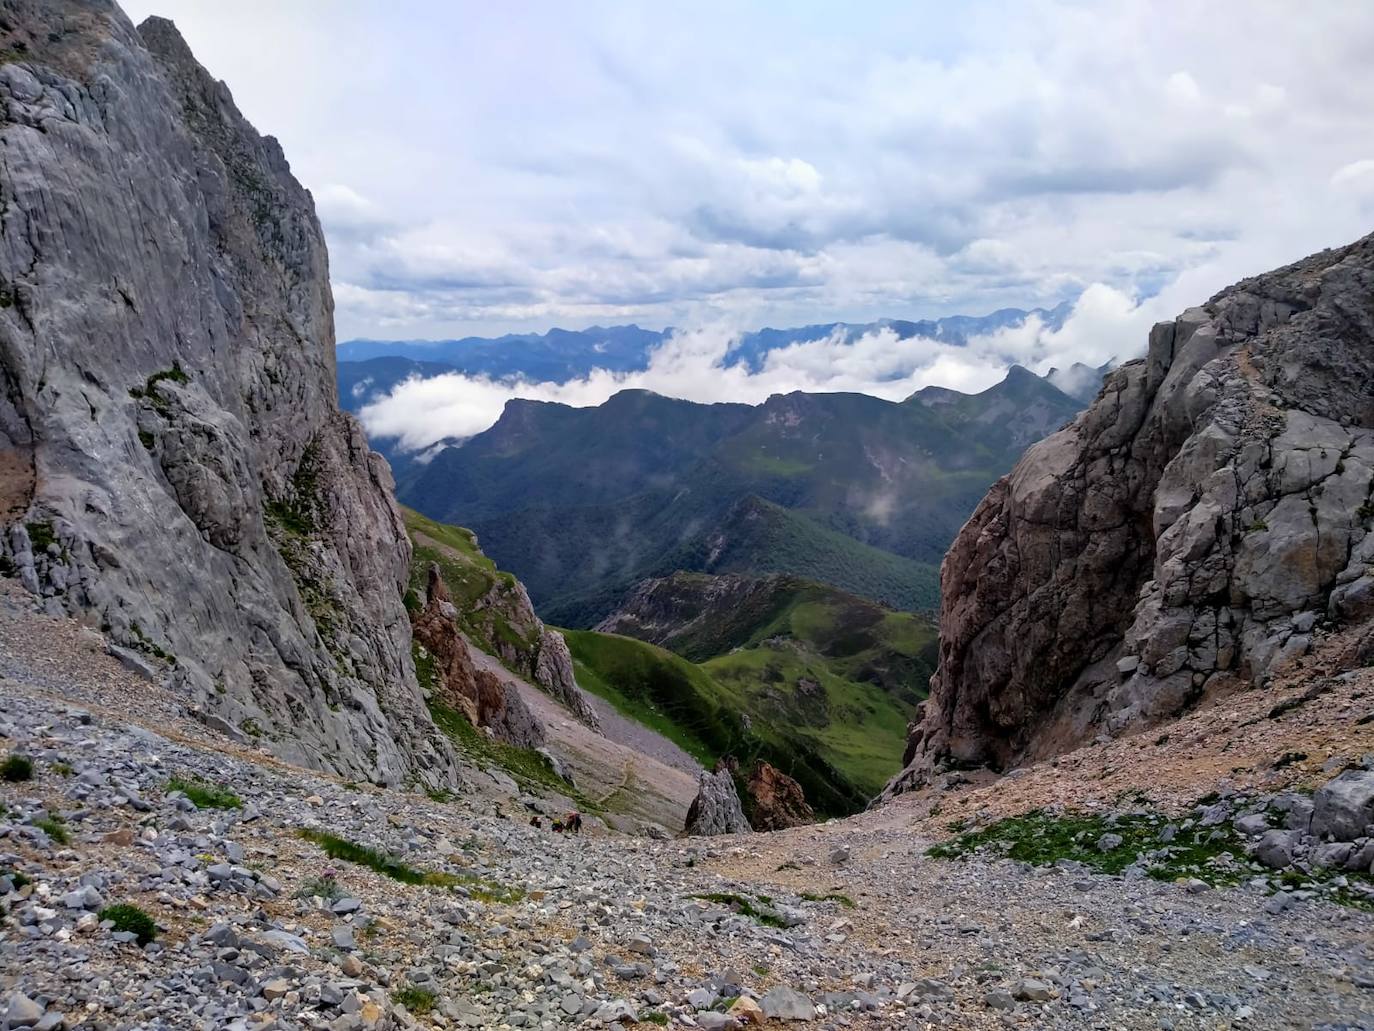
top-left (358, 275), bottom-right (1185, 450)
top-left (122, 1), bottom-right (1374, 340)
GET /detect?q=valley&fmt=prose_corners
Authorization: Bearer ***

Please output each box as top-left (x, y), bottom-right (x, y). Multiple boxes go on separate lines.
top-left (1, 3), bottom-right (1373, 1030)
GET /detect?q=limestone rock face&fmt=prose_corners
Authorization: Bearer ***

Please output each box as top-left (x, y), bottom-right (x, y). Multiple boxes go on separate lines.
top-left (684, 766), bottom-right (750, 836)
top-left (885, 233), bottom-right (1374, 796)
top-left (412, 565), bottom-right (544, 749)
top-left (746, 761), bottom-right (814, 831)
top-left (0, 3), bottom-right (455, 784)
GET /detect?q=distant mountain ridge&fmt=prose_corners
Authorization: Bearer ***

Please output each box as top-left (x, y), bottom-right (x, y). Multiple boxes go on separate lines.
top-left (397, 366), bottom-right (1088, 625)
top-left (336, 303), bottom-right (1078, 415)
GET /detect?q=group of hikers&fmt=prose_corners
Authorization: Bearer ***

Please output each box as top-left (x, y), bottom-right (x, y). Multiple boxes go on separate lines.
top-left (530, 810), bottom-right (583, 834)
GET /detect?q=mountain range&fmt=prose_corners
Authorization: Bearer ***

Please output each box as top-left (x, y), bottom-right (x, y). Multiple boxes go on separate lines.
top-left (336, 304), bottom-right (1073, 380)
top-left (393, 366), bottom-right (1088, 625)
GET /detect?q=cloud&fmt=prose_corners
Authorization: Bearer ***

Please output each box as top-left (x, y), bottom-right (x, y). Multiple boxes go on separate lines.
top-left (358, 276), bottom-right (1175, 451)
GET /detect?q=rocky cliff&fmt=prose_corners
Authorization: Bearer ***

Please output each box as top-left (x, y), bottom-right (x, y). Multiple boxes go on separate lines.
top-left (411, 564), bottom-right (544, 749)
top-left (886, 232), bottom-right (1374, 795)
top-left (0, 2), bottom-right (454, 784)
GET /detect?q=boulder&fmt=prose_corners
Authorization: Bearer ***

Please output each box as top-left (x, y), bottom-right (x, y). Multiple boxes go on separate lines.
top-left (1311, 770), bottom-right (1374, 841)
top-left (746, 761), bottom-right (814, 831)
top-left (1253, 829), bottom-right (1299, 869)
top-left (684, 766), bottom-right (750, 836)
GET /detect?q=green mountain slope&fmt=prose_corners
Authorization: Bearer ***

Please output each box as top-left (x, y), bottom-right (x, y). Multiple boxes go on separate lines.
top-left (574, 571), bottom-right (939, 812)
top-left (398, 370), bottom-right (1084, 624)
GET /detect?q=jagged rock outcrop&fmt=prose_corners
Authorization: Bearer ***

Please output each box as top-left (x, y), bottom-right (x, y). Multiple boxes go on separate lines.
top-left (411, 565), bottom-right (543, 749)
top-left (465, 572), bottom-right (600, 731)
top-left (746, 761), bottom-right (814, 831)
top-left (885, 233), bottom-right (1374, 797)
top-left (0, 3), bottom-right (455, 784)
top-left (683, 765), bottom-right (750, 836)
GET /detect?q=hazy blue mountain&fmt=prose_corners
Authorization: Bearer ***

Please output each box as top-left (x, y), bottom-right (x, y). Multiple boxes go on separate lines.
top-left (336, 303), bottom-right (1075, 383)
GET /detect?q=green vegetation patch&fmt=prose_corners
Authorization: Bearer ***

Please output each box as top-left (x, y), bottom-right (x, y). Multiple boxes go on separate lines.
top-left (689, 891), bottom-right (789, 928)
top-left (799, 891), bottom-right (855, 908)
top-left (99, 903), bottom-right (157, 945)
top-left (393, 985), bottom-right (437, 1014)
top-left (1, 754), bottom-right (34, 782)
top-left (427, 698), bottom-right (600, 814)
top-left (24, 521), bottom-right (55, 552)
top-left (297, 829), bottom-right (523, 903)
top-left (167, 776), bottom-right (242, 810)
top-left (34, 815), bottom-right (68, 845)
top-left (927, 807), bottom-right (1374, 908)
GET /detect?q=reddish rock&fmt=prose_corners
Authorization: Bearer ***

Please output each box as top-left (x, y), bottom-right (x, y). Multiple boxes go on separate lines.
top-left (746, 761), bottom-right (814, 831)
top-left (411, 564), bottom-right (544, 748)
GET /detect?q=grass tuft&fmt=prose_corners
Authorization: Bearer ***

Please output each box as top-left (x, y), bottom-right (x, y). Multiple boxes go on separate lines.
top-left (35, 815), bottom-right (68, 845)
top-left (167, 776), bottom-right (242, 810)
top-left (99, 903), bottom-right (157, 944)
top-left (689, 891), bottom-right (788, 928)
top-left (393, 985), bottom-right (437, 1014)
top-left (297, 829), bottom-right (523, 903)
top-left (2, 754), bottom-right (34, 782)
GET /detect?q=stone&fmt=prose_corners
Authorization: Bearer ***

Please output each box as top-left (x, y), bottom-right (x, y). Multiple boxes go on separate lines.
top-left (745, 761), bottom-right (814, 831)
top-left (625, 934), bottom-right (654, 956)
top-left (1253, 830), bottom-right (1298, 869)
top-left (728, 996), bottom-right (765, 1025)
top-left (684, 765), bottom-right (750, 836)
top-left (696, 1015), bottom-right (739, 1031)
top-left (1312, 770), bottom-right (1374, 841)
top-left (5, 993), bottom-right (44, 1028)
top-left (1013, 979), bottom-right (1055, 1002)
top-left (828, 846), bottom-right (851, 865)
top-left (760, 986), bottom-right (815, 1021)
top-left (1233, 813), bottom-right (1270, 837)
top-left (984, 989), bottom-right (1016, 1011)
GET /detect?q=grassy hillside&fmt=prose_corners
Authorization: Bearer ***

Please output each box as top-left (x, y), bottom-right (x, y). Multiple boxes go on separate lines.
top-left (569, 573), bottom-right (937, 812)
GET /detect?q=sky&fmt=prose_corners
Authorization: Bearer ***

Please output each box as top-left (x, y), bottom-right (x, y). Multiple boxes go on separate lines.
top-left (123, 1), bottom-right (1374, 443)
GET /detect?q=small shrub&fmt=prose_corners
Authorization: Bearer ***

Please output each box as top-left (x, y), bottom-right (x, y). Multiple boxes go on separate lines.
top-left (799, 891), bottom-right (856, 909)
top-left (688, 892), bottom-right (787, 928)
top-left (50, 762), bottom-right (74, 777)
top-left (166, 776), bottom-right (241, 810)
top-left (2, 868), bottom-right (31, 890)
top-left (98, 903), bottom-right (157, 945)
top-left (1, 754), bottom-right (34, 782)
top-left (392, 986), bottom-right (437, 1014)
top-left (295, 869), bottom-right (343, 902)
top-left (641, 1012), bottom-right (669, 1026)
top-left (34, 816), bottom-right (68, 845)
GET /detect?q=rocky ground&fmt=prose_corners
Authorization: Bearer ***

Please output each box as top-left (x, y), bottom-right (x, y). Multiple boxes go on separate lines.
top-left (2, 589), bottom-right (1373, 1031)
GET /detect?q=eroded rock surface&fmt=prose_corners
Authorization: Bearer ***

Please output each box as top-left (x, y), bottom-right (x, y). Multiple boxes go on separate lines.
top-left (887, 233), bottom-right (1374, 795)
top-left (411, 565), bottom-right (544, 749)
top-left (684, 766), bottom-right (751, 836)
top-left (0, 3), bottom-right (454, 784)
top-left (747, 761), bottom-right (815, 831)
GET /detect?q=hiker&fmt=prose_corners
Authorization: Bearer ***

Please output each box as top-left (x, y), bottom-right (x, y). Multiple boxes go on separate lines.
top-left (565, 811), bottom-right (583, 835)
top-left (529, 815), bottom-right (542, 829)
top-left (551, 819), bottom-right (565, 833)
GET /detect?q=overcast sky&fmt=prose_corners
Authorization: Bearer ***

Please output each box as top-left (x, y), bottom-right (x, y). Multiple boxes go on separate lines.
top-left (121, 0), bottom-right (1374, 350)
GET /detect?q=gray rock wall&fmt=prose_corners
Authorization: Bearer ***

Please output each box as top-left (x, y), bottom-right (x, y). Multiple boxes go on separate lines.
top-left (0, 1), bottom-right (456, 785)
top-left (885, 233), bottom-right (1374, 796)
